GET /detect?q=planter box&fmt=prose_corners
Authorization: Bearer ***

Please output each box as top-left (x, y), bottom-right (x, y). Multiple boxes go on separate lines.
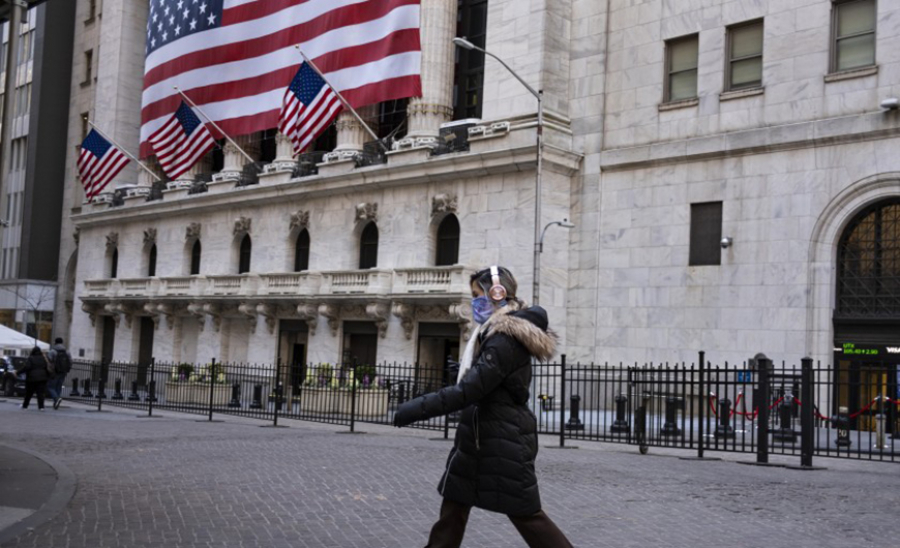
top-left (293, 387), bottom-right (388, 417)
top-left (295, 386), bottom-right (336, 414)
top-left (165, 382), bottom-right (231, 406)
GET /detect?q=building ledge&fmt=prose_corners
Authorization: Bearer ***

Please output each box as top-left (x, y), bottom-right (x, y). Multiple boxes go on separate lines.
top-left (824, 65), bottom-right (878, 83)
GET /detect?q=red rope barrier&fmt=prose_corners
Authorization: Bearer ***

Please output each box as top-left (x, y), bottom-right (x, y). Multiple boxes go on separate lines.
top-left (793, 398), bottom-right (832, 422)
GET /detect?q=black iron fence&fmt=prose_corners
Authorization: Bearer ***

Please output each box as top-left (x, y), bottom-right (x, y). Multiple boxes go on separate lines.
top-left (53, 352), bottom-right (898, 465)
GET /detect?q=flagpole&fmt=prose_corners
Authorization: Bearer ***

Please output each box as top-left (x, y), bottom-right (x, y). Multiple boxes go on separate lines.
top-left (295, 47), bottom-right (386, 150)
top-left (87, 121), bottom-right (162, 182)
top-left (173, 87), bottom-right (260, 167)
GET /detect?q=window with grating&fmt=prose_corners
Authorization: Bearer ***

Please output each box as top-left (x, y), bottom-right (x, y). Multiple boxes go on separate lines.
top-left (148, 245), bottom-right (157, 277)
top-left (454, 0), bottom-right (488, 120)
top-left (689, 202), bottom-right (723, 266)
top-left (294, 229), bottom-right (310, 272)
top-left (239, 234), bottom-right (252, 274)
top-left (110, 248), bottom-right (118, 279)
top-left (837, 199), bottom-right (900, 318)
top-left (435, 215), bottom-right (460, 266)
top-left (190, 240), bottom-right (202, 275)
top-left (359, 223), bottom-right (379, 269)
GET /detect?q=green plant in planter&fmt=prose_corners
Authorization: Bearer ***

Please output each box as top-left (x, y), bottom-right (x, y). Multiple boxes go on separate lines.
top-left (355, 364), bottom-right (378, 389)
top-left (171, 363), bottom-right (195, 382)
top-left (305, 363), bottom-right (334, 387)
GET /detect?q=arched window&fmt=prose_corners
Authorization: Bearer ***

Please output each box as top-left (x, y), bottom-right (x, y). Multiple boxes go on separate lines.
top-left (294, 229), bottom-right (310, 272)
top-left (359, 223), bottom-right (378, 269)
top-left (190, 240), bottom-right (202, 275)
top-left (837, 199), bottom-right (900, 318)
top-left (435, 215), bottom-right (460, 266)
top-left (147, 245), bottom-right (157, 277)
top-left (238, 234), bottom-right (252, 274)
top-left (110, 248), bottom-right (118, 279)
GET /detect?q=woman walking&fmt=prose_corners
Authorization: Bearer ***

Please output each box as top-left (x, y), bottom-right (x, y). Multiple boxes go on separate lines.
top-left (393, 266), bottom-right (574, 548)
top-left (19, 347), bottom-right (50, 410)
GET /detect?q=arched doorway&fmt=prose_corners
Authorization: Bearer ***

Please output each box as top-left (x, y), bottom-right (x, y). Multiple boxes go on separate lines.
top-left (833, 198), bottom-right (900, 432)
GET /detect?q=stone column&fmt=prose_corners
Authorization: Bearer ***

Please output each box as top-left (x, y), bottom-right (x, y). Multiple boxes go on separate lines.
top-left (220, 134), bottom-right (258, 178)
top-left (406, 0), bottom-right (456, 140)
top-left (138, 156), bottom-right (165, 186)
top-left (334, 106), bottom-right (379, 152)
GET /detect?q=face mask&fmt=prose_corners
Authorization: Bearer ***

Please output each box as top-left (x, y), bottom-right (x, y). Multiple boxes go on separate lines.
top-left (471, 296), bottom-right (494, 324)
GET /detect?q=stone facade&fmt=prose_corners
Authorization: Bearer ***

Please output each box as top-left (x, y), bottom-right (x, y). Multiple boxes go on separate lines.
top-left (57, 0), bottom-right (900, 371)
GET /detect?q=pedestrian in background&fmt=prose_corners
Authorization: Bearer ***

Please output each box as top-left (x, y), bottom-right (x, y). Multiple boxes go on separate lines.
top-left (393, 266), bottom-right (574, 548)
top-left (47, 337), bottom-right (72, 410)
top-left (18, 347), bottom-right (50, 411)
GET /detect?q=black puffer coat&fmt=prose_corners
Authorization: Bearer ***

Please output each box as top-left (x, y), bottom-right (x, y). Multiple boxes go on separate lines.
top-left (19, 354), bottom-right (50, 383)
top-left (394, 306), bottom-right (556, 516)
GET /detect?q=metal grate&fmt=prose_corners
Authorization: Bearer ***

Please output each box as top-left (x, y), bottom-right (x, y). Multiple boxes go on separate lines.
top-left (837, 199), bottom-right (900, 318)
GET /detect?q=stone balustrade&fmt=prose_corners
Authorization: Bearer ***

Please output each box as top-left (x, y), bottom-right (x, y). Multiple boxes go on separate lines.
top-left (81, 266), bottom-right (470, 302)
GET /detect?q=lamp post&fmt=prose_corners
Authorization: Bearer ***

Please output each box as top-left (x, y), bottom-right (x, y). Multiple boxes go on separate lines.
top-left (452, 37), bottom-right (545, 304)
top-left (536, 219), bottom-right (575, 305)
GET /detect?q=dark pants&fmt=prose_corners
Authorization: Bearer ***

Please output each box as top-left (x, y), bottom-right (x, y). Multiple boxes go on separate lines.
top-left (23, 381), bottom-right (47, 409)
top-left (425, 498), bottom-right (574, 548)
top-left (47, 374), bottom-right (66, 400)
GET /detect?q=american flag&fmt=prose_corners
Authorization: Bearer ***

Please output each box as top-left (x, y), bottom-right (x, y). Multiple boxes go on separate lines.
top-left (140, 0), bottom-right (422, 158)
top-left (279, 62), bottom-right (342, 155)
top-left (148, 101), bottom-right (217, 180)
top-left (77, 130), bottom-right (131, 202)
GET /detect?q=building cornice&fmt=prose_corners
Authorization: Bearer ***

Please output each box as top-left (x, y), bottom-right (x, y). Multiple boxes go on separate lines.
top-left (72, 125), bottom-right (583, 229)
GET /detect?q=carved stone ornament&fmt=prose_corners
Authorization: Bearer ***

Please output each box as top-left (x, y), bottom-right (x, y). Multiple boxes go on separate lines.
top-left (257, 303), bottom-right (278, 334)
top-left (318, 303), bottom-right (340, 337)
top-left (366, 302), bottom-right (390, 339)
top-left (238, 302), bottom-right (258, 332)
top-left (233, 216), bottom-right (252, 236)
top-left (296, 303), bottom-right (318, 336)
top-left (290, 210), bottom-right (310, 232)
top-left (73, 227), bottom-right (80, 246)
top-left (203, 303), bottom-right (223, 332)
top-left (81, 302), bottom-right (98, 327)
top-left (187, 302), bottom-right (207, 332)
top-left (185, 223), bottom-right (201, 242)
top-left (392, 303), bottom-right (415, 340)
top-left (143, 228), bottom-right (157, 246)
top-left (156, 303), bottom-right (177, 330)
top-left (355, 202), bottom-right (378, 222)
top-left (102, 304), bottom-right (121, 328)
top-left (432, 193), bottom-right (458, 216)
top-left (449, 302), bottom-right (473, 341)
top-left (105, 232), bottom-right (119, 251)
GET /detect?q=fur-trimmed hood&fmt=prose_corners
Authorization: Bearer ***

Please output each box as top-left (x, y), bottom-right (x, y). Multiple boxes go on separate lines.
top-left (483, 305), bottom-right (557, 362)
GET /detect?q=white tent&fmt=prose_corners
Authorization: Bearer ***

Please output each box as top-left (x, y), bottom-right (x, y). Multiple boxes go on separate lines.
top-left (0, 324), bottom-right (50, 355)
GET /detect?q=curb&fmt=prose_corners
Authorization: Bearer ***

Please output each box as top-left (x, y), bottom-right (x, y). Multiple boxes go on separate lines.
top-left (0, 443), bottom-right (77, 546)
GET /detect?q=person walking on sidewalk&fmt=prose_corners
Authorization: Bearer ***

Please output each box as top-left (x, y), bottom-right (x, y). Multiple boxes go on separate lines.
top-left (47, 338), bottom-right (72, 409)
top-left (393, 266), bottom-right (574, 548)
top-left (18, 347), bottom-right (50, 411)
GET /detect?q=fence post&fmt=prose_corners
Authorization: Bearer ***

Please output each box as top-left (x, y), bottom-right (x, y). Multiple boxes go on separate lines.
top-left (148, 357), bottom-right (156, 417)
top-left (800, 357), bottom-right (814, 468)
top-left (208, 357), bottom-right (216, 422)
top-left (559, 355), bottom-right (566, 448)
top-left (756, 355), bottom-right (771, 464)
top-left (349, 364), bottom-right (357, 433)
top-left (273, 361), bottom-right (282, 427)
top-left (96, 380), bottom-right (104, 412)
top-left (697, 350), bottom-right (705, 459)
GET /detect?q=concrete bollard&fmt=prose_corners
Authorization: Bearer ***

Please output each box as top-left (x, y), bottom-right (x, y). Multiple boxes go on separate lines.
top-left (96, 379), bottom-right (107, 399)
top-left (835, 406), bottom-right (851, 448)
top-left (228, 383), bottom-right (241, 408)
top-left (250, 384), bottom-right (263, 409)
top-left (565, 395), bottom-right (584, 431)
top-left (611, 394), bottom-right (629, 433)
top-left (714, 398), bottom-right (735, 439)
top-left (112, 378), bottom-right (124, 400)
top-left (145, 380), bottom-right (157, 402)
top-left (661, 396), bottom-right (683, 437)
top-left (70, 378), bottom-right (80, 397)
top-left (82, 378), bottom-right (94, 398)
top-left (772, 396), bottom-right (797, 443)
top-left (128, 380), bottom-right (140, 401)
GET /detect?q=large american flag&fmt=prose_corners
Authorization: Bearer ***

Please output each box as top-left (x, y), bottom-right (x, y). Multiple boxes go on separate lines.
top-left (149, 101), bottom-right (217, 180)
top-left (140, 0), bottom-right (422, 158)
top-left (77, 130), bottom-right (131, 202)
top-left (279, 62), bottom-right (342, 155)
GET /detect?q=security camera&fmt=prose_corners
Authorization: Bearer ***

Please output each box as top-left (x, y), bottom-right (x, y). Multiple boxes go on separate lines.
top-left (881, 98), bottom-right (899, 110)
top-left (720, 237), bottom-right (733, 249)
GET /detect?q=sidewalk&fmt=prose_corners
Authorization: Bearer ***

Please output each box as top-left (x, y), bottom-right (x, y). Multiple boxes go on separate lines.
top-left (0, 397), bottom-right (898, 547)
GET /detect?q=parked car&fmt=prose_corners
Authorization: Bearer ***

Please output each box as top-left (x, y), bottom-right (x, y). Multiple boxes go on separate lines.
top-left (1, 356), bottom-right (27, 397)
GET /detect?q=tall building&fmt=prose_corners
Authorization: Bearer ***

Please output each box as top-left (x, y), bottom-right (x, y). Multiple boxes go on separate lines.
top-left (0, 0), bottom-right (75, 345)
top-left (61, 0), bottom-right (899, 403)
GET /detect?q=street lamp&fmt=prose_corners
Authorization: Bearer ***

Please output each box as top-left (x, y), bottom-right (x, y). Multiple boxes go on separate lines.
top-left (453, 37), bottom-right (545, 305)
top-left (539, 219), bottom-right (575, 253)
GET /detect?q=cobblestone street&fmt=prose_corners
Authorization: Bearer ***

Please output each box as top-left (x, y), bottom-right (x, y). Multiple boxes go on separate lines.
top-left (0, 399), bottom-right (898, 548)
